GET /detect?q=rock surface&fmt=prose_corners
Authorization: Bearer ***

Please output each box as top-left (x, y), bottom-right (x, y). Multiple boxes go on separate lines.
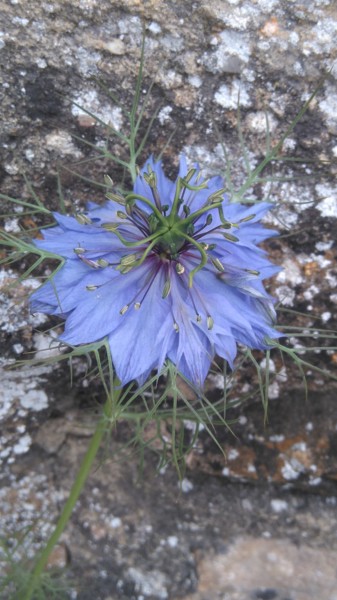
top-left (1, 1), bottom-right (337, 599)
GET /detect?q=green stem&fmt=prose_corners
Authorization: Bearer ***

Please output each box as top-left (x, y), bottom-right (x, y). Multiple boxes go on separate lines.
top-left (21, 386), bottom-right (121, 600)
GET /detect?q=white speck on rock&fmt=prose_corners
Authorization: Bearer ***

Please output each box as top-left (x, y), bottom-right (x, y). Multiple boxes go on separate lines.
top-left (245, 111), bottom-right (278, 134)
top-left (45, 130), bottom-right (83, 159)
top-left (276, 258), bottom-right (303, 286)
top-left (267, 381), bottom-right (280, 400)
top-left (158, 106), bottom-right (173, 125)
top-left (214, 80), bottom-right (252, 109)
top-left (321, 311), bottom-right (331, 323)
top-left (319, 84), bottom-right (337, 134)
top-left (167, 536), bottom-right (178, 548)
top-left (281, 460), bottom-right (300, 481)
top-left (4, 218), bottom-right (20, 233)
top-left (203, 30), bottom-right (250, 74)
top-left (109, 517), bottom-right (122, 528)
top-left (127, 568), bottom-right (168, 599)
top-left (271, 499), bottom-right (289, 513)
top-left (315, 183), bottom-right (337, 217)
top-left (228, 448), bottom-right (239, 461)
top-left (180, 478), bottom-right (194, 493)
top-left (20, 389), bottom-right (49, 412)
top-left (72, 89), bottom-right (123, 130)
top-left (315, 240), bottom-right (333, 251)
top-left (188, 74), bottom-right (202, 88)
top-left (33, 331), bottom-right (62, 360)
top-left (13, 434), bottom-right (32, 455)
top-left (274, 285), bottom-right (296, 307)
top-left (148, 21), bottom-right (161, 34)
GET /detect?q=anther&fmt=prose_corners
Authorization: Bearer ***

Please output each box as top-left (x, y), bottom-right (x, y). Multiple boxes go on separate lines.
top-left (210, 257), bottom-right (225, 272)
top-left (223, 232), bottom-right (239, 242)
top-left (120, 253), bottom-right (139, 266)
top-left (207, 315), bottom-right (214, 330)
top-left (104, 174), bottom-right (114, 187)
top-left (102, 222), bottom-right (119, 231)
top-left (105, 192), bottom-right (126, 206)
top-left (97, 258), bottom-right (109, 267)
top-left (162, 280), bottom-right (171, 299)
top-left (173, 322), bottom-right (179, 332)
top-left (117, 211), bottom-right (128, 220)
top-left (134, 302), bottom-right (141, 310)
top-left (239, 213), bottom-right (256, 223)
top-left (119, 305), bottom-right (129, 315)
top-left (117, 265), bottom-right (134, 274)
top-left (75, 214), bottom-right (92, 225)
top-left (73, 247), bottom-right (86, 254)
top-left (86, 285), bottom-right (98, 291)
top-left (245, 269), bottom-right (260, 275)
top-left (176, 262), bottom-right (185, 275)
top-left (196, 314), bottom-right (202, 322)
top-left (208, 188), bottom-right (227, 203)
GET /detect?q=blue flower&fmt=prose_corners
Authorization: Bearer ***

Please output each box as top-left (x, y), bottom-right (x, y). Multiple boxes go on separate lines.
top-left (30, 156), bottom-right (281, 387)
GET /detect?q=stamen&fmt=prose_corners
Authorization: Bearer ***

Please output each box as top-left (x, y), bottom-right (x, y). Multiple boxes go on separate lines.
top-left (86, 285), bottom-right (98, 291)
top-left (239, 213), bottom-right (256, 223)
top-left (117, 211), bottom-right (129, 220)
top-left (223, 232), bottom-right (239, 242)
top-left (207, 315), bottom-right (214, 330)
top-left (162, 279), bottom-right (171, 298)
top-left (208, 188), bottom-right (227, 203)
top-left (120, 253), bottom-right (139, 266)
top-left (97, 258), bottom-right (110, 267)
top-left (75, 214), bottom-right (92, 225)
top-left (104, 174), bottom-right (114, 187)
top-left (105, 191), bottom-right (126, 206)
top-left (173, 322), bottom-right (179, 332)
top-left (134, 302), bottom-right (141, 310)
top-left (117, 265), bottom-right (134, 274)
top-left (120, 305), bottom-right (129, 315)
top-left (176, 262), bottom-right (185, 275)
top-left (210, 257), bottom-right (225, 272)
top-left (245, 269), bottom-right (260, 275)
top-left (73, 247), bottom-right (86, 254)
top-left (102, 222), bottom-right (119, 232)
top-left (196, 314), bottom-right (202, 322)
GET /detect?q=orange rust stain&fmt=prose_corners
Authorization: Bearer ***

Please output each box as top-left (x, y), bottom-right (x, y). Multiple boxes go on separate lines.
top-left (260, 17), bottom-right (279, 37)
top-left (304, 261), bottom-right (319, 277)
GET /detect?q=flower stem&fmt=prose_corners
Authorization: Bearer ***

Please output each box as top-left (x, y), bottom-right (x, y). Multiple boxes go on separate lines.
top-left (20, 388), bottom-right (121, 600)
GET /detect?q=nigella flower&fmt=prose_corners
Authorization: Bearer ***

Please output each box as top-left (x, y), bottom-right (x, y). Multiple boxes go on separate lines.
top-left (31, 156), bottom-right (281, 387)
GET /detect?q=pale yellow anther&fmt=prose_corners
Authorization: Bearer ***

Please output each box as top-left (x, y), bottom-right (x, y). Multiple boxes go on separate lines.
top-left (120, 253), bottom-right (138, 266)
top-left (207, 315), bottom-right (214, 330)
top-left (120, 305), bottom-right (129, 315)
top-left (134, 302), bottom-right (141, 310)
top-left (176, 262), bottom-right (185, 275)
top-left (86, 285), bottom-right (97, 291)
top-left (97, 258), bottom-right (109, 267)
top-left (210, 257), bottom-right (225, 272)
top-left (162, 280), bottom-right (171, 299)
top-left (173, 322), bottom-right (179, 332)
top-left (76, 214), bottom-right (92, 225)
